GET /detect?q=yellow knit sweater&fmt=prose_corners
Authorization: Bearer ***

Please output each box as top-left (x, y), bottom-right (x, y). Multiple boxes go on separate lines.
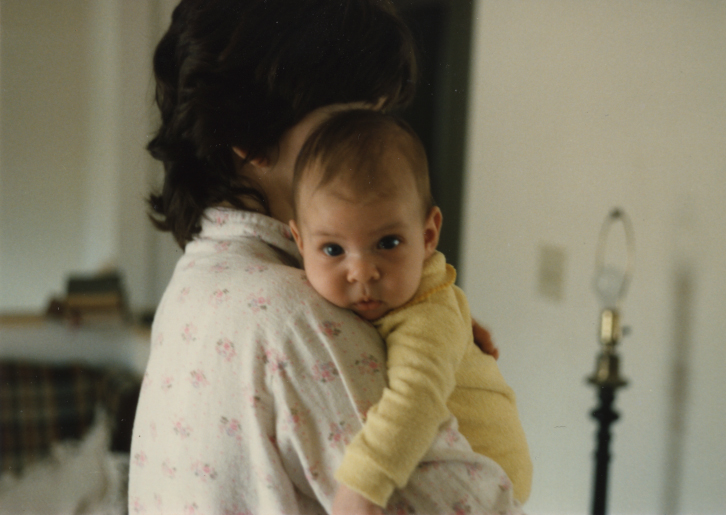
top-left (335, 251), bottom-right (532, 507)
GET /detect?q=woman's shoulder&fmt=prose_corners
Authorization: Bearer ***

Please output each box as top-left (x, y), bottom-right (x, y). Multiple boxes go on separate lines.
top-left (229, 260), bottom-right (382, 360)
top-left (171, 235), bottom-right (371, 332)
top-left (247, 263), bottom-right (371, 336)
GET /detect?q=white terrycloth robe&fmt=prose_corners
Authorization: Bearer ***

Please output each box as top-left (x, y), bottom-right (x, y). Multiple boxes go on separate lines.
top-left (129, 208), bottom-right (523, 515)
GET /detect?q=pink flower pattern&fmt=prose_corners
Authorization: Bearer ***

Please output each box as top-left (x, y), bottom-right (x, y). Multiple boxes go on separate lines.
top-left (247, 291), bottom-right (270, 313)
top-left (212, 262), bottom-right (230, 273)
top-left (465, 462), bottom-right (484, 480)
top-left (327, 421), bottom-right (353, 448)
top-left (319, 320), bottom-right (342, 337)
top-left (499, 475), bottom-right (513, 492)
top-left (452, 498), bottom-right (472, 515)
top-left (179, 287), bottom-right (191, 302)
top-left (260, 348), bottom-right (289, 375)
top-left (130, 497), bottom-right (145, 513)
top-left (311, 361), bottom-right (339, 383)
top-left (161, 376), bottom-right (173, 391)
top-left (210, 288), bottom-right (231, 306)
top-left (173, 419), bottom-right (192, 439)
top-left (355, 353), bottom-right (382, 375)
top-left (444, 426), bottom-right (461, 446)
top-left (162, 459), bottom-right (177, 478)
top-left (284, 407), bottom-right (304, 432)
top-left (216, 338), bottom-right (237, 361)
top-left (134, 451), bottom-right (147, 468)
top-left (245, 264), bottom-right (268, 274)
top-left (181, 323), bottom-right (197, 343)
top-left (214, 241), bottom-right (231, 253)
top-left (305, 462), bottom-right (321, 483)
top-left (212, 212), bottom-right (230, 226)
top-left (141, 372), bottom-right (152, 391)
top-left (192, 461), bottom-right (218, 482)
top-left (189, 369), bottom-right (210, 388)
top-left (220, 416), bottom-right (242, 440)
top-left (248, 392), bottom-right (263, 409)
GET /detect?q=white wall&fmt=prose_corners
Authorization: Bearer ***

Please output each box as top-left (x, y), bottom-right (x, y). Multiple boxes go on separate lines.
top-left (0, 0), bottom-right (181, 313)
top-left (1, 0), bottom-right (91, 310)
top-left (462, 1), bottom-right (726, 514)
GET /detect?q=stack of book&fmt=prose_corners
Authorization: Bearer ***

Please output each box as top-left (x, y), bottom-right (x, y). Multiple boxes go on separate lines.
top-left (47, 272), bottom-right (128, 327)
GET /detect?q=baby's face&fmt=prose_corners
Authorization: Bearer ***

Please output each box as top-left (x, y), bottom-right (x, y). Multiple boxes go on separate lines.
top-left (290, 174), bottom-right (440, 321)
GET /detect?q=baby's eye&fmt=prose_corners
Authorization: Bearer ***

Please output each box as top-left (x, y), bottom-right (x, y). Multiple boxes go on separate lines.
top-left (377, 236), bottom-right (401, 250)
top-left (322, 244), bottom-right (344, 257)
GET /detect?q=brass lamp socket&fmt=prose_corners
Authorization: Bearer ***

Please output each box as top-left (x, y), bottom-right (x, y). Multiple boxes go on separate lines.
top-left (600, 308), bottom-right (621, 347)
top-left (588, 352), bottom-right (628, 388)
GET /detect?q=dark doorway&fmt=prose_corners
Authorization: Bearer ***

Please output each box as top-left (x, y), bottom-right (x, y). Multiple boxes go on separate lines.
top-left (394, 0), bottom-right (474, 272)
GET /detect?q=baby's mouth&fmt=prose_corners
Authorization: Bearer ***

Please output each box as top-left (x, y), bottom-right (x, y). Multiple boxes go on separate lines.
top-left (352, 299), bottom-right (383, 315)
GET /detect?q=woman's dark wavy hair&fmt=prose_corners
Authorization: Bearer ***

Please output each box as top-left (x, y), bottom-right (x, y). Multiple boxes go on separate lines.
top-left (147, 0), bottom-right (418, 248)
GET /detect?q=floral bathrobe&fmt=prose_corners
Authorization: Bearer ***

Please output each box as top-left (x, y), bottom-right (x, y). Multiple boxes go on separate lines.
top-left (129, 208), bottom-right (522, 515)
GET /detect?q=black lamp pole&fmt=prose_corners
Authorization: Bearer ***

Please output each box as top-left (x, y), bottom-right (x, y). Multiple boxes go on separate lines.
top-left (588, 209), bottom-right (634, 515)
top-left (589, 378), bottom-right (625, 514)
top-left (587, 309), bottom-right (628, 515)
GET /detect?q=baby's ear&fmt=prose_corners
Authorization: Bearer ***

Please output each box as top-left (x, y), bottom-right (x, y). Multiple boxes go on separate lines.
top-left (423, 206), bottom-right (443, 257)
top-left (232, 146), bottom-right (270, 168)
top-left (289, 219), bottom-right (304, 252)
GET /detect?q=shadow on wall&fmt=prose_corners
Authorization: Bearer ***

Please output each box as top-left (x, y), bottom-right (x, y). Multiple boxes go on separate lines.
top-left (661, 265), bottom-right (693, 515)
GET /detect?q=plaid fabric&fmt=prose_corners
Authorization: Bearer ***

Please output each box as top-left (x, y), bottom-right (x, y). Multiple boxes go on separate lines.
top-left (0, 361), bottom-right (141, 476)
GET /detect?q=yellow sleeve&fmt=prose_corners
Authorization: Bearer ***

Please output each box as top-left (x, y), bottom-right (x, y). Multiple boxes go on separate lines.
top-left (335, 282), bottom-right (471, 506)
top-left (450, 345), bottom-right (533, 503)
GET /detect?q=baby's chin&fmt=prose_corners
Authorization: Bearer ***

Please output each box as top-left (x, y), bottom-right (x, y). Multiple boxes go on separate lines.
top-left (354, 310), bottom-right (386, 322)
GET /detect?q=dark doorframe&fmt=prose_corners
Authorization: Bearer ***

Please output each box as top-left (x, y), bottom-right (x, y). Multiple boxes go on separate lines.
top-left (395, 0), bottom-right (474, 272)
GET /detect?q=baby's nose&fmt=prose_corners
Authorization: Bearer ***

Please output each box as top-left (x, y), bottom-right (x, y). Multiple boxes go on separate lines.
top-left (347, 257), bottom-right (380, 283)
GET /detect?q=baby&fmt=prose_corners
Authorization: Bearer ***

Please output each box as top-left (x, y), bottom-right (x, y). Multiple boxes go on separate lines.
top-left (289, 109), bottom-right (532, 509)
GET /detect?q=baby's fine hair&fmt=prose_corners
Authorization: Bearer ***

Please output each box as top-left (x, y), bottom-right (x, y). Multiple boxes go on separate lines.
top-left (293, 109), bottom-right (434, 218)
top-left (146, 0), bottom-right (418, 248)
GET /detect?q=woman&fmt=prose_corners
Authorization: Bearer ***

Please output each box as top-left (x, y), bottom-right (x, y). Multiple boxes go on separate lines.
top-left (129, 1), bottom-right (520, 513)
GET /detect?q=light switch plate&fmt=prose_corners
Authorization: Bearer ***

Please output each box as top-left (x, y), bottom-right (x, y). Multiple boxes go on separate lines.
top-left (538, 244), bottom-right (566, 301)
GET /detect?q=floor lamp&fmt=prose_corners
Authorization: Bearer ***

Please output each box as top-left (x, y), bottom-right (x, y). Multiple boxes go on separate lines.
top-left (587, 209), bottom-right (635, 515)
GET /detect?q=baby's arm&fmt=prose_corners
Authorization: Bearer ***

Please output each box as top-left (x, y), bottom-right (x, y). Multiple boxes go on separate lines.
top-left (335, 288), bottom-right (470, 507)
top-left (332, 484), bottom-right (384, 515)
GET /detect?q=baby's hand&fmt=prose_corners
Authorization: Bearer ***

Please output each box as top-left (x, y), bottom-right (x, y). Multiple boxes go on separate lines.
top-left (331, 484), bottom-right (384, 515)
top-left (472, 319), bottom-right (499, 360)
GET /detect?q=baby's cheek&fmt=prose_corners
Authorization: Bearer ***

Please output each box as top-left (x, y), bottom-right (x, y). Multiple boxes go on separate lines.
top-left (309, 269), bottom-right (347, 307)
top-left (390, 272), bottom-right (421, 306)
